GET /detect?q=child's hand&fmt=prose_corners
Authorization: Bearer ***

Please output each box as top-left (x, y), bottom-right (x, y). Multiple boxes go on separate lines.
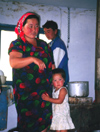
top-left (41, 92), bottom-right (49, 101)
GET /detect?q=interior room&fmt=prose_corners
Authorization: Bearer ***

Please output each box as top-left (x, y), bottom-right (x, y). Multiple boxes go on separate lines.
top-left (0, 0), bottom-right (100, 132)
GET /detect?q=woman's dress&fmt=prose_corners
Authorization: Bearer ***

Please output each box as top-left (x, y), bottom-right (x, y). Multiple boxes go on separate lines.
top-left (50, 87), bottom-right (75, 130)
top-left (8, 38), bottom-right (54, 132)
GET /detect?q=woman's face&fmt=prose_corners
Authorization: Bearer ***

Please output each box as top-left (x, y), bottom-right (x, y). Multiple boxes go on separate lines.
top-left (22, 18), bottom-right (39, 40)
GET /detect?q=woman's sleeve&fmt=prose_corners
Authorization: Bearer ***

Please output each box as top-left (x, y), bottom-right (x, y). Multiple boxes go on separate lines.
top-left (8, 40), bottom-right (24, 55)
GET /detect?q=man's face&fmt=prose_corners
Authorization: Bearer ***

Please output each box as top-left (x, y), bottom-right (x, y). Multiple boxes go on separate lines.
top-left (43, 28), bottom-right (57, 40)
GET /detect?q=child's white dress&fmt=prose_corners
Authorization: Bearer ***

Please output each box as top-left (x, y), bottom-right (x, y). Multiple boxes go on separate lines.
top-left (50, 87), bottom-right (75, 130)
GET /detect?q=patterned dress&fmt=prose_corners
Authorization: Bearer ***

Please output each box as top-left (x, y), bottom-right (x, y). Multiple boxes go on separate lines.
top-left (8, 38), bottom-right (54, 132)
top-left (50, 87), bottom-right (75, 130)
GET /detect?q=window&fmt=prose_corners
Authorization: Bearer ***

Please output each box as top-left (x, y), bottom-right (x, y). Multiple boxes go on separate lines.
top-left (0, 24), bottom-right (51, 84)
top-left (39, 34), bottom-right (51, 43)
top-left (0, 30), bottom-right (17, 82)
top-left (38, 28), bottom-right (51, 43)
top-left (0, 24), bottom-right (16, 84)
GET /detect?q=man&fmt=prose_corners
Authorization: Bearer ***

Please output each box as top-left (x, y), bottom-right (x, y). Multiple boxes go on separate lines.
top-left (42, 20), bottom-right (69, 85)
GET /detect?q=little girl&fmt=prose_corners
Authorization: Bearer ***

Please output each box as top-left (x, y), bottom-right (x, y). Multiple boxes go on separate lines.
top-left (42, 68), bottom-right (75, 132)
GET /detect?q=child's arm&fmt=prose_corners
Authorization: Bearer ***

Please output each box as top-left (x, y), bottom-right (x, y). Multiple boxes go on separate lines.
top-left (42, 88), bottom-right (67, 104)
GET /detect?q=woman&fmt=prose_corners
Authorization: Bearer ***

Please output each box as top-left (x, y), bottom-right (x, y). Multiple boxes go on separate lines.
top-left (8, 12), bottom-right (55, 132)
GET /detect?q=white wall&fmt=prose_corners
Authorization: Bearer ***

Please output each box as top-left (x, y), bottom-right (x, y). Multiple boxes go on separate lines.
top-left (69, 8), bottom-right (96, 100)
top-left (0, 1), bottom-right (96, 131)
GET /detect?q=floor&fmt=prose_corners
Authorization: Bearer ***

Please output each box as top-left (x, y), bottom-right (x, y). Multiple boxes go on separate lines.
top-left (1, 104), bottom-right (100, 132)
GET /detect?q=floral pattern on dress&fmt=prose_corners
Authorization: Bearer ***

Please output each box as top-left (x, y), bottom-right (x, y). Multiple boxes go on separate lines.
top-left (8, 38), bottom-right (54, 132)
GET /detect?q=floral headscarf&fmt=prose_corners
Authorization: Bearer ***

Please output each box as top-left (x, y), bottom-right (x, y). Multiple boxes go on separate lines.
top-left (15, 12), bottom-right (35, 42)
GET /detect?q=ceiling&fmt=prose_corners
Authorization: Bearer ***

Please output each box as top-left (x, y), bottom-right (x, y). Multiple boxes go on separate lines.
top-left (7, 0), bottom-right (97, 9)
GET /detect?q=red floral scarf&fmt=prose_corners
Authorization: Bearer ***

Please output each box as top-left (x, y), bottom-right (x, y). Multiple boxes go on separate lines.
top-left (15, 12), bottom-right (35, 42)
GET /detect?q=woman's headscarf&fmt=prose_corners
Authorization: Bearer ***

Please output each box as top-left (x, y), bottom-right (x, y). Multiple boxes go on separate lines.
top-left (15, 12), bottom-right (35, 42)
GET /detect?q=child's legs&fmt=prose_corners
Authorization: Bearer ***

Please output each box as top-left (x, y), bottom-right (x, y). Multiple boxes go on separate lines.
top-left (61, 130), bottom-right (67, 132)
top-left (56, 130), bottom-right (67, 132)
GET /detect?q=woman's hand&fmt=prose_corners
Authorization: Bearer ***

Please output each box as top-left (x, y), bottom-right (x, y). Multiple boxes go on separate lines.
top-left (33, 58), bottom-right (46, 70)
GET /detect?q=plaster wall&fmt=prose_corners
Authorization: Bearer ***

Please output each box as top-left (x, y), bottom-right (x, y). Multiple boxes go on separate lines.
top-left (0, 1), bottom-right (96, 131)
top-left (69, 8), bottom-right (96, 100)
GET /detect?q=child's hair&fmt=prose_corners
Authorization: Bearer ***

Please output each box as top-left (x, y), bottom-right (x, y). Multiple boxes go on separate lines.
top-left (52, 68), bottom-right (66, 80)
top-left (42, 20), bottom-right (58, 31)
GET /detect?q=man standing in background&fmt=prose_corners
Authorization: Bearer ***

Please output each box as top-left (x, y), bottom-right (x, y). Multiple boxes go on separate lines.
top-left (42, 20), bottom-right (69, 85)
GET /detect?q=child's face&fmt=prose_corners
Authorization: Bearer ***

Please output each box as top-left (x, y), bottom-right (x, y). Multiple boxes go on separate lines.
top-left (43, 28), bottom-right (57, 40)
top-left (52, 73), bottom-right (65, 89)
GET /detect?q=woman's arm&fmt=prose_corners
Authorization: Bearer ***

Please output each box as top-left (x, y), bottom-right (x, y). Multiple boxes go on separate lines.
top-left (9, 51), bottom-right (46, 70)
top-left (42, 88), bottom-right (67, 104)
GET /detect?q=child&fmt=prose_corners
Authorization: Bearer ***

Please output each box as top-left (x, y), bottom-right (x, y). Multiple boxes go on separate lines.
top-left (42, 68), bottom-right (75, 132)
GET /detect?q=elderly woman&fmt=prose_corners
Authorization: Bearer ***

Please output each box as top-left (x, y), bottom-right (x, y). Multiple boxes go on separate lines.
top-left (8, 12), bottom-right (55, 132)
